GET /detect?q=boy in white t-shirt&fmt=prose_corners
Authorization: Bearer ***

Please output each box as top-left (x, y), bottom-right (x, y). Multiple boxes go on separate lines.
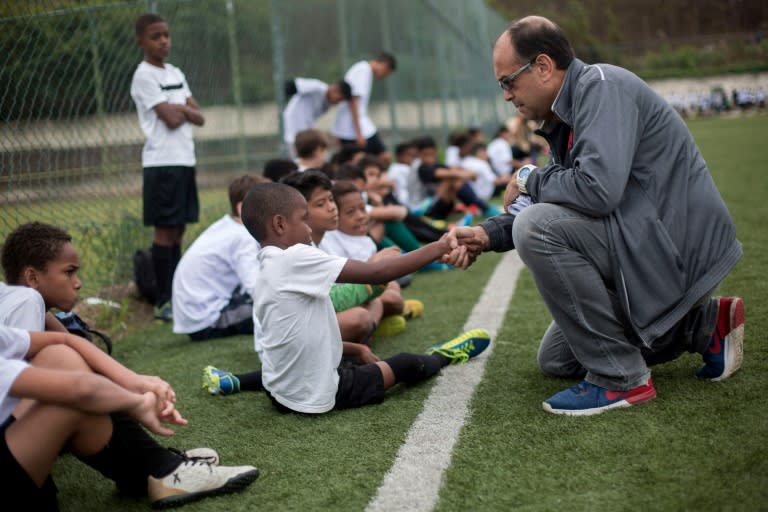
top-left (172, 175), bottom-right (267, 341)
top-left (282, 78), bottom-right (351, 158)
top-left (130, 13), bottom-right (205, 321)
top-left (331, 53), bottom-right (396, 166)
top-left (0, 324), bottom-right (259, 508)
top-left (202, 182), bottom-right (491, 414)
top-left (460, 142), bottom-right (513, 202)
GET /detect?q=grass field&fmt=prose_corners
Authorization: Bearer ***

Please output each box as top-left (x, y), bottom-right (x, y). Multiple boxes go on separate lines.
top-left (53, 114), bottom-right (767, 511)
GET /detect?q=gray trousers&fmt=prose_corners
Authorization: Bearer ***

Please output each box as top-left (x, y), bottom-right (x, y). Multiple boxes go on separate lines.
top-left (512, 203), bottom-right (718, 390)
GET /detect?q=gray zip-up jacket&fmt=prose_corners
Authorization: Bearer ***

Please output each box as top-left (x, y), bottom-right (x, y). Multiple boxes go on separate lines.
top-left (481, 58), bottom-right (742, 345)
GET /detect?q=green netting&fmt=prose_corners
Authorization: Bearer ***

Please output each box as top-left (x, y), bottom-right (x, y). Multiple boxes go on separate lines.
top-left (0, 0), bottom-right (511, 295)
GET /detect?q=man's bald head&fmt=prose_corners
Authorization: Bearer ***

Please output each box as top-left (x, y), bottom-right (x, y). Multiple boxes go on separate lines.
top-left (495, 15), bottom-right (575, 70)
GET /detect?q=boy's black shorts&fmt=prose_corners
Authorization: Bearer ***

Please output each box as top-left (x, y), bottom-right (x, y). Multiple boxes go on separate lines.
top-left (0, 416), bottom-right (59, 510)
top-left (339, 132), bottom-right (387, 156)
top-left (333, 363), bottom-right (385, 409)
top-left (143, 166), bottom-right (200, 226)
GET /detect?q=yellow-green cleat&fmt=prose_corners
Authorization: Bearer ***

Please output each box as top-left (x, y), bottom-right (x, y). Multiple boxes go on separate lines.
top-left (426, 328), bottom-right (491, 364)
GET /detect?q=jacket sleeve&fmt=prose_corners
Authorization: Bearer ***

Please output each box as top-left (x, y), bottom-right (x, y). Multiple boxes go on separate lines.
top-left (529, 78), bottom-right (640, 217)
top-left (479, 214), bottom-right (516, 252)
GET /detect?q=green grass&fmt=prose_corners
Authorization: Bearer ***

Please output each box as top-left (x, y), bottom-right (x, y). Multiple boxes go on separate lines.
top-left (53, 114), bottom-right (767, 511)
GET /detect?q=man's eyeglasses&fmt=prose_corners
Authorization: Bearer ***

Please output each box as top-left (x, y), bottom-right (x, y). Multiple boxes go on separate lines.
top-left (498, 60), bottom-right (534, 92)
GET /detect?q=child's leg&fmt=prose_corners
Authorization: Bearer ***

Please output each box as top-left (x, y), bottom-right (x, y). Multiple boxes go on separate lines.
top-left (337, 301), bottom-right (382, 344)
top-left (380, 281), bottom-right (405, 316)
top-left (383, 221), bottom-right (421, 252)
top-left (379, 353), bottom-right (450, 388)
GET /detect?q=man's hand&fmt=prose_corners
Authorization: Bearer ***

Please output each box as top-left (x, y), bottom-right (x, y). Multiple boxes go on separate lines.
top-left (443, 226), bottom-right (490, 269)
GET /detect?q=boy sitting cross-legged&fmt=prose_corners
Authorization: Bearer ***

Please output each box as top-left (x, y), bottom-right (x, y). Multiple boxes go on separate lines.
top-left (202, 182), bottom-right (491, 414)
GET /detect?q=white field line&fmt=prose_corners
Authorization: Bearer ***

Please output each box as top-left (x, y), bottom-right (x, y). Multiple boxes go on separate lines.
top-left (366, 250), bottom-right (524, 512)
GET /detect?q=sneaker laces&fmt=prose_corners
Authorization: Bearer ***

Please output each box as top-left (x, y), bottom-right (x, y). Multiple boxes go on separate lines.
top-left (168, 448), bottom-right (217, 466)
top-left (431, 345), bottom-right (472, 364)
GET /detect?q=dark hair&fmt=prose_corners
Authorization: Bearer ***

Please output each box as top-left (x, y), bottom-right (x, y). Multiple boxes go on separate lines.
top-left (507, 18), bottom-right (575, 70)
top-left (452, 132), bottom-right (471, 149)
top-left (335, 163), bottom-right (366, 183)
top-left (280, 170), bottom-right (332, 200)
top-left (294, 129), bottom-right (328, 159)
top-left (493, 125), bottom-right (509, 138)
top-left (333, 145), bottom-right (365, 166)
top-left (135, 13), bottom-right (165, 36)
top-left (337, 80), bottom-right (353, 100)
top-left (1, 222), bottom-right (72, 284)
top-left (359, 155), bottom-right (384, 172)
top-left (468, 142), bottom-right (487, 156)
top-left (395, 141), bottom-right (416, 157)
top-left (331, 180), bottom-right (361, 205)
top-left (241, 182), bottom-right (303, 243)
top-left (228, 175), bottom-right (264, 216)
top-left (375, 52), bottom-right (397, 71)
top-left (414, 136), bottom-right (437, 151)
top-left (263, 158), bottom-right (299, 182)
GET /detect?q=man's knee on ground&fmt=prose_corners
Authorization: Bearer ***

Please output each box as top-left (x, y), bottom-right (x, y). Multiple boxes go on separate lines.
top-left (31, 344), bottom-right (90, 371)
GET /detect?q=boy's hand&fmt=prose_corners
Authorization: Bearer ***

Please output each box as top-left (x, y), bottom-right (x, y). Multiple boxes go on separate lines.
top-left (356, 344), bottom-right (381, 365)
top-left (128, 392), bottom-right (187, 437)
top-left (133, 375), bottom-right (177, 415)
top-left (443, 226), bottom-right (488, 268)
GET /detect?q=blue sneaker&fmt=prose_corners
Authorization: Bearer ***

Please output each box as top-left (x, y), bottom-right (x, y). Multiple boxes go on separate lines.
top-left (202, 366), bottom-right (240, 395)
top-left (426, 328), bottom-right (491, 364)
top-left (482, 205), bottom-right (501, 217)
top-left (543, 378), bottom-right (656, 416)
top-left (696, 296), bottom-right (744, 381)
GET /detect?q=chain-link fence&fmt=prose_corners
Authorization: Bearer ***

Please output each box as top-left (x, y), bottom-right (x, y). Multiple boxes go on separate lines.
top-left (0, 0), bottom-right (510, 296)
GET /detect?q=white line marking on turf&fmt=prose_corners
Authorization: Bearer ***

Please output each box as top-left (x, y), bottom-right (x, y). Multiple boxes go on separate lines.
top-left (366, 250), bottom-right (524, 512)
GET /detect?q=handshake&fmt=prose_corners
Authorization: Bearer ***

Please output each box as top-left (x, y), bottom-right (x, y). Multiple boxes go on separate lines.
top-left (435, 225), bottom-right (492, 269)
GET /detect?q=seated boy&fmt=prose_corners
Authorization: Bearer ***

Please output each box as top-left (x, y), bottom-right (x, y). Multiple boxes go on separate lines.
top-left (460, 142), bottom-right (513, 203)
top-left (172, 175), bottom-right (266, 341)
top-left (320, 181), bottom-right (424, 335)
top-left (201, 182), bottom-right (491, 414)
top-left (280, 170), bottom-right (391, 342)
top-left (293, 129), bottom-right (329, 172)
top-left (0, 223), bottom-right (260, 508)
top-left (0, 324), bottom-right (258, 509)
top-left (412, 136), bottom-right (476, 220)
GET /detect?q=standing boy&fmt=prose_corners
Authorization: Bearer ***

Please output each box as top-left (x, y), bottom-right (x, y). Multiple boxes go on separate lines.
top-left (331, 53), bottom-right (397, 166)
top-left (131, 13), bottom-right (205, 321)
top-left (202, 182), bottom-right (490, 414)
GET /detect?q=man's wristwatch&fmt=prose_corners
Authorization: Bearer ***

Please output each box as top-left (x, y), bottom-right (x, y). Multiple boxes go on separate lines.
top-left (516, 164), bottom-right (536, 194)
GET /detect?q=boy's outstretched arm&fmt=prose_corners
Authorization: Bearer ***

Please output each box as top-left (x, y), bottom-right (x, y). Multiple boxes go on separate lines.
top-left (337, 232), bottom-right (463, 284)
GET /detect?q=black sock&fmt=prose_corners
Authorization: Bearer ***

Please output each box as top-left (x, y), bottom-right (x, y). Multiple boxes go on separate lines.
top-left (77, 413), bottom-right (182, 496)
top-left (235, 370), bottom-right (264, 392)
top-left (384, 352), bottom-right (449, 385)
top-left (151, 243), bottom-right (174, 306)
top-left (171, 244), bottom-right (182, 275)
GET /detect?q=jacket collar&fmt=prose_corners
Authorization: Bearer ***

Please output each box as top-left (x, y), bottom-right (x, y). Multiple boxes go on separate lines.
top-left (539, 57), bottom-right (586, 135)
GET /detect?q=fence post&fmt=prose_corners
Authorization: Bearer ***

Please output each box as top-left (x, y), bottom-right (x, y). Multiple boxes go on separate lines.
top-left (270, 0), bottom-right (287, 156)
top-left (88, 8), bottom-right (110, 183)
top-left (226, 0), bottom-right (247, 171)
top-left (378, 1), bottom-right (398, 144)
top-left (407, 10), bottom-right (426, 133)
top-left (336, 0), bottom-right (350, 72)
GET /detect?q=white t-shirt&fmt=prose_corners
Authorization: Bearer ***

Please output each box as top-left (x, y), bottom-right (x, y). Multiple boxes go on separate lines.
top-left (172, 215), bottom-right (261, 334)
top-left (445, 146), bottom-right (461, 167)
top-left (282, 78), bottom-right (330, 146)
top-left (254, 244), bottom-right (347, 414)
top-left (130, 61), bottom-right (195, 167)
top-left (487, 137), bottom-right (513, 176)
top-left (0, 283), bottom-right (46, 331)
top-left (0, 325), bottom-right (31, 424)
top-left (461, 155), bottom-right (497, 201)
top-left (387, 162), bottom-right (411, 206)
top-left (331, 60), bottom-right (376, 139)
top-left (319, 230), bottom-right (377, 262)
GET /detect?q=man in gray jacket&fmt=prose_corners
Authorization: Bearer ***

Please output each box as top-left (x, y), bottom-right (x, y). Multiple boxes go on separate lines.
top-left (451, 16), bottom-right (744, 416)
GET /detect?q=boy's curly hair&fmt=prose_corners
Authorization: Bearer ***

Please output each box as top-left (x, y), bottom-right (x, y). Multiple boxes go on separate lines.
top-left (1, 222), bottom-right (71, 284)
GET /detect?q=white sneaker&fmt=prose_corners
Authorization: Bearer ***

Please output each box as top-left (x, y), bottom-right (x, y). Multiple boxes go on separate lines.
top-left (148, 460), bottom-right (259, 509)
top-left (181, 447), bottom-right (220, 466)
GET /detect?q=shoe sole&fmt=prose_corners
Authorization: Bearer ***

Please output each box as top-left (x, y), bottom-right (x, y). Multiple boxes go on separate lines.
top-left (542, 387), bottom-right (657, 417)
top-left (151, 468), bottom-right (259, 509)
top-left (711, 297), bottom-right (745, 382)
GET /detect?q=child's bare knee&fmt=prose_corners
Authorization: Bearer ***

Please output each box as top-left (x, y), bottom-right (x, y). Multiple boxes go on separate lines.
top-left (31, 344), bottom-right (89, 371)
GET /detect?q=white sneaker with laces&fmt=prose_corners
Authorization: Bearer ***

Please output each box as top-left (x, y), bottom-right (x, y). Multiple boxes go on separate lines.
top-left (148, 459), bottom-right (259, 509)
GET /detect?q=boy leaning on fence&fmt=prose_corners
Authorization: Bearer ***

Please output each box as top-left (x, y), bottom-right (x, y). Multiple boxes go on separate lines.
top-left (130, 13), bottom-right (205, 322)
top-left (0, 221), bottom-right (260, 508)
